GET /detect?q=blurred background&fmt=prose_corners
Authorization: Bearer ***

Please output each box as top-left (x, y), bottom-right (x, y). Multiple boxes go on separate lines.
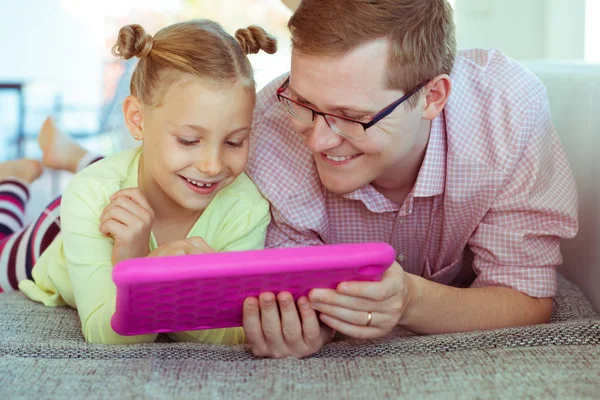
top-left (0, 0), bottom-right (294, 161)
top-left (0, 0), bottom-right (597, 216)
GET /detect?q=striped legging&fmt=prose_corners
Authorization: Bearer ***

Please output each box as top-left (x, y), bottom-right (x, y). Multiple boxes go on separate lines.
top-left (0, 154), bottom-right (102, 292)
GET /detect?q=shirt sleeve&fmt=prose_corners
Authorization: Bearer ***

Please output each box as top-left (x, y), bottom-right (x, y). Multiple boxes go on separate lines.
top-left (210, 197), bottom-right (272, 252)
top-left (61, 177), bottom-right (157, 344)
top-left (467, 94), bottom-right (578, 298)
top-left (264, 205), bottom-right (325, 249)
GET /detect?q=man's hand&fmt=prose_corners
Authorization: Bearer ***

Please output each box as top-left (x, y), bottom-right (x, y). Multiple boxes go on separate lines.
top-left (308, 261), bottom-right (411, 339)
top-left (99, 188), bottom-right (154, 265)
top-left (147, 237), bottom-right (214, 258)
top-left (310, 260), bottom-right (555, 335)
top-left (243, 292), bottom-right (335, 358)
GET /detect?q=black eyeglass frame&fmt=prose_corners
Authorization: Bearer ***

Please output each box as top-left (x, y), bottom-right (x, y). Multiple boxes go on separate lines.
top-left (276, 77), bottom-right (428, 134)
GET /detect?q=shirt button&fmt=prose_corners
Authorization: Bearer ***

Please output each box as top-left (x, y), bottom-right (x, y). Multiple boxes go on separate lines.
top-left (398, 254), bottom-right (406, 262)
top-left (398, 218), bottom-right (405, 224)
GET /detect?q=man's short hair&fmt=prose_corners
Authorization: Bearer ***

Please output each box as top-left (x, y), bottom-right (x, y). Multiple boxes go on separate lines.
top-left (289, 0), bottom-right (457, 107)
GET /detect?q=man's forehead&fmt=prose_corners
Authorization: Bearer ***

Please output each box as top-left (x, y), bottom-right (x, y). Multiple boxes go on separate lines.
top-left (289, 42), bottom-right (392, 109)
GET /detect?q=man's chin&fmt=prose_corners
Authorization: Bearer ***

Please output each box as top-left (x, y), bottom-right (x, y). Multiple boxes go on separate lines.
top-left (315, 162), bottom-right (371, 194)
top-left (319, 174), bottom-right (367, 195)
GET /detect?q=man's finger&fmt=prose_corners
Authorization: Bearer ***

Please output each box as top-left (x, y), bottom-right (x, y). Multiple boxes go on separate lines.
top-left (335, 262), bottom-right (404, 301)
top-left (308, 288), bottom-right (379, 311)
top-left (318, 313), bottom-right (380, 340)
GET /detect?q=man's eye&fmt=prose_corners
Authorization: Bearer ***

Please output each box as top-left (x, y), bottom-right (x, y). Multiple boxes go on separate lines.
top-left (295, 97), bottom-right (311, 106)
top-left (177, 137), bottom-right (198, 146)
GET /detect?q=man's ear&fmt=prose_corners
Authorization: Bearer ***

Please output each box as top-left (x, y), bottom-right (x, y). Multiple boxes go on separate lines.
top-left (282, 0), bottom-right (301, 12)
top-left (123, 95), bottom-right (145, 141)
top-left (421, 74), bottom-right (451, 121)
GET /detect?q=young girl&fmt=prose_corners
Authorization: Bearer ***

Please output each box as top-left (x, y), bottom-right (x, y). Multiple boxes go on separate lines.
top-left (2, 19), bottom-right (277, 345)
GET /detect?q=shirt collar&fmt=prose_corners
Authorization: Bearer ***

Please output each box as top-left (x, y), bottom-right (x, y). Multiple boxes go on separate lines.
top-left (412, 111), bottom-right (447, 198)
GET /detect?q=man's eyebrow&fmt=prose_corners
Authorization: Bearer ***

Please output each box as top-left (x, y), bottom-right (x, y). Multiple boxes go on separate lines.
top-left (288, 87), bottom-right (377, 115)
top-left (288, 86), bottom-right (313, 104)
top-left (288, 86), bottom-right (376, 115)
top-left (332, 105), bottom-right (376, 116)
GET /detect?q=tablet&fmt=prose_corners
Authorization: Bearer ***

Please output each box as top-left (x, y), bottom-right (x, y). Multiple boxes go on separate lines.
top-left (111, 242), bottom-right (395, 336)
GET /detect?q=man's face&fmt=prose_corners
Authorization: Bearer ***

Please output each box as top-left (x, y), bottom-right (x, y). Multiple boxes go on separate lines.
top-left (288, 39), bottom-right (428, 195)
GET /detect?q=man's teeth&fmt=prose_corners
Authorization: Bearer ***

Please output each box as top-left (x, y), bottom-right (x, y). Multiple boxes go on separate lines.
top-left (186, 178), bottom-right (214, 188)
top-left (326, 155), bottom-right (354, 162)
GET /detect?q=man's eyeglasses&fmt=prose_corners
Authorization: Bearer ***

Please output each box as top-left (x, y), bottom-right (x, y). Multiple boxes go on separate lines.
top-left (276, 77), bottom-right (427, 141)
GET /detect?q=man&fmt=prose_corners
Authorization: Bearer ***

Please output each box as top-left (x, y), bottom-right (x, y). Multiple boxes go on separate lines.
top-left (240, 0), bottom-right (578, 359)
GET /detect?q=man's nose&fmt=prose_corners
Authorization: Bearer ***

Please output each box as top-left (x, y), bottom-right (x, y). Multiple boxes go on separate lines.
top-left (305, 115), bottom-right (344, 153)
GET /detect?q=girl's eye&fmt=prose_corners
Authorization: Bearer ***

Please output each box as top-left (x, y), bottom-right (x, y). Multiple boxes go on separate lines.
top-left (226, 140), bottom-right (245, 148)
top-left (177, 137), bottom-right (198, 146)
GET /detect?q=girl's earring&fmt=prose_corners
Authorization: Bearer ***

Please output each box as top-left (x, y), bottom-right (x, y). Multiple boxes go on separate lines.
top-left (134, 134), bottom-right (142, 141)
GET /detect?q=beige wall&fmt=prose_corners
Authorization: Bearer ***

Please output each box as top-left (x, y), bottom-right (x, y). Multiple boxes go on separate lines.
top-left (455, 0), bottom-right (586, 60)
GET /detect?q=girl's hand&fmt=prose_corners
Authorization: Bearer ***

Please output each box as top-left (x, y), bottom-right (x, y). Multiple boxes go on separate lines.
top-left (147, 237), bottom-right (215, 258)
top-left (243, 292), bottom-right (335, 359)
top-left (99, 188), bottom-right (155, 265)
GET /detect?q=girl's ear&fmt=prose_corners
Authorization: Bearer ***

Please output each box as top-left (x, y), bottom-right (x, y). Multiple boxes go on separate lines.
top-left (123, 95), bottom-right (145, 141)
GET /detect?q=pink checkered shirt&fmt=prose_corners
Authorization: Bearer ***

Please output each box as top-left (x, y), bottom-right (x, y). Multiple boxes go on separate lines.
top-left (247, 49), bottom-right (578, 298)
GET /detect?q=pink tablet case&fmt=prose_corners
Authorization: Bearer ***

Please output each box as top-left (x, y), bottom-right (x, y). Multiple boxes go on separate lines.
top-left (111, 242), bottom-right (395, 336)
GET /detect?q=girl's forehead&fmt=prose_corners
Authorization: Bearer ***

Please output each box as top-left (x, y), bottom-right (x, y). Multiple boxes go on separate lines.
top-left (148, 79), bottom-right (252, 115)
top-left (148, 79), bottom-right (255, 131)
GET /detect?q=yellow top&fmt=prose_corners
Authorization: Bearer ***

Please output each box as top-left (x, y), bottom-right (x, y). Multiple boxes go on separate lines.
top-left (19, 146), bottom-right (270, 345)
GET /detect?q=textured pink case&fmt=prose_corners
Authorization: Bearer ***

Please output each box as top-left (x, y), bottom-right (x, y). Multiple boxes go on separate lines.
top-left (111, 242), bottom-right (395, 336)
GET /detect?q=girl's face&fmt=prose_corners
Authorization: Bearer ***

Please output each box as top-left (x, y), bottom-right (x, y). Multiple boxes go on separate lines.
top-left (134, 77), bottom-right (254, 213)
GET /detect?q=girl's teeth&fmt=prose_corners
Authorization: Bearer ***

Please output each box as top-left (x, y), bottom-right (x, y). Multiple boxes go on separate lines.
top-left (186, 178), bottom-right (214, 188)
top-left (326, 155), bottom-right (354, 162)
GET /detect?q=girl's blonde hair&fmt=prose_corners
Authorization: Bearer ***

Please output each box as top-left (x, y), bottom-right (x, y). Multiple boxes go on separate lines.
top-left (111, 20), bottom-right (277, 106)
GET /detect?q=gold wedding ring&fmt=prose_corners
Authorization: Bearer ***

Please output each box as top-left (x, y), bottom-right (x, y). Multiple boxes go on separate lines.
top-left (366, 311), bottom-right (373, 327)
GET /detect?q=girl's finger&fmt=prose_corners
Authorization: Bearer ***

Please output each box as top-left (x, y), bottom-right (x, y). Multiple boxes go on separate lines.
top-left (185, 236), bottom-right (214, 253)
top-left (99, 219), bottom-right (127, 238)
top-left (109, 197), bottom-right (152, 223)
top-left (102, 205), bottom-right (141, 228)
top-left (111, 188), bottom-right (154, 215)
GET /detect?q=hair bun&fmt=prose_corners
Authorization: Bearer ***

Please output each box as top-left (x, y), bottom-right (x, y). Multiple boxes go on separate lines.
top-left (111, 24), bottom-right (154, 60)
top-left (235, 25), bottom-right (277, 55)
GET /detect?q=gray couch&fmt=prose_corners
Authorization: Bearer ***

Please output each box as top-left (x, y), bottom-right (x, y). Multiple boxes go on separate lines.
top-left (1, 61), bottom-right (599, 399)
top-left (1, 274), bottom-right (599, 399)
